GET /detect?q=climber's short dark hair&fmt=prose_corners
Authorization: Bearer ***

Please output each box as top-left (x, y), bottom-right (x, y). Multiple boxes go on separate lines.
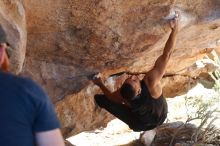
top-left (120, 83), bottom-right (136, 100)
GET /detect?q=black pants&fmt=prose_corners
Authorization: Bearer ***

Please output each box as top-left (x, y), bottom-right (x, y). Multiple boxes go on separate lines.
top-left (94, 94), bottom-right (145, 131)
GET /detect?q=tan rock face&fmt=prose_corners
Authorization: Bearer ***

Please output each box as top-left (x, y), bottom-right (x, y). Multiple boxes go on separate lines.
top-left (1, 0), bottom-right (220, 136)
top-left (0, 0), bottom-right (26, 73)
top-left (21, 0), bottom-right (220, 102)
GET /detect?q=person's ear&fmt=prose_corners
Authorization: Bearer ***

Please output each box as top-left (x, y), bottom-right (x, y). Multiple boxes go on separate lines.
top-left (0, 46), bottom-right (5, 64)
top-left (1, 52), bottom-right (9, 71)
top-left (0, 46), bottom-right (9, 72)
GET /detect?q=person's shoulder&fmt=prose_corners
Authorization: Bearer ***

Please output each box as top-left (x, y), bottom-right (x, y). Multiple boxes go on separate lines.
top-left (0, 71), bottom-right (47, 99)
top-left (0, 71), bottom-right (34, 86)
top-left (18, 76), bottom-right (47, 99)
top-left (3, 72), bottom-right (38, 87)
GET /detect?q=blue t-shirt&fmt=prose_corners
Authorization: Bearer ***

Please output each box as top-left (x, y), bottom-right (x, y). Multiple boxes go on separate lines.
top-left (0, 71), bottom-right (60, 146)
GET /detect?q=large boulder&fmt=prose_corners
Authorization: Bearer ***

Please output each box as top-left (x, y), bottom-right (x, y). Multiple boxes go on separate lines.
top-left (1, 0), bottom-right (220, 136)
top-left (22, 0), bottom-right (220, 102)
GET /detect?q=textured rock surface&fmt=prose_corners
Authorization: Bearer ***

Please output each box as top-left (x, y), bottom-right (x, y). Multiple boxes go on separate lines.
top-left (1, 0), bottom-right (220, 136)
top-left (0, 0), bottom-right (26, 73)
top-left (56, 58), bottom-right (219, 136)
top-left (22, 0), bottom-right (220, 102)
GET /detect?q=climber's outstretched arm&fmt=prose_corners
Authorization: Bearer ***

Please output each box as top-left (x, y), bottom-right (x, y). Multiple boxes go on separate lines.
top-left (92, 74), bottom-right (127, 105)
top-left (143, 12), bottom-right (180, 98)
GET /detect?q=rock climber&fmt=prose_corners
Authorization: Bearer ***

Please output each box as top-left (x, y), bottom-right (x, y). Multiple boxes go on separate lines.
top-left (92, 12), bottom-right (180, 131)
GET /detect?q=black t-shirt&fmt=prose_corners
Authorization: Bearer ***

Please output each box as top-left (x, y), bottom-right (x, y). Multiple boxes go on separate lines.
top-left (0, 71), bottom-right (60, 146)
top-left (130, 81), bottom-right (168, 130)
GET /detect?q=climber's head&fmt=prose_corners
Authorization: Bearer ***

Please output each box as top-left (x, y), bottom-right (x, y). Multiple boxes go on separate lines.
top-left (120, 75), bottom-right (141, 101)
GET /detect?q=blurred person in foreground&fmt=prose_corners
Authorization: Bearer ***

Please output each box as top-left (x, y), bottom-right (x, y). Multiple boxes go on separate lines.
top-left (0, 25), bottom-right (65, 146)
